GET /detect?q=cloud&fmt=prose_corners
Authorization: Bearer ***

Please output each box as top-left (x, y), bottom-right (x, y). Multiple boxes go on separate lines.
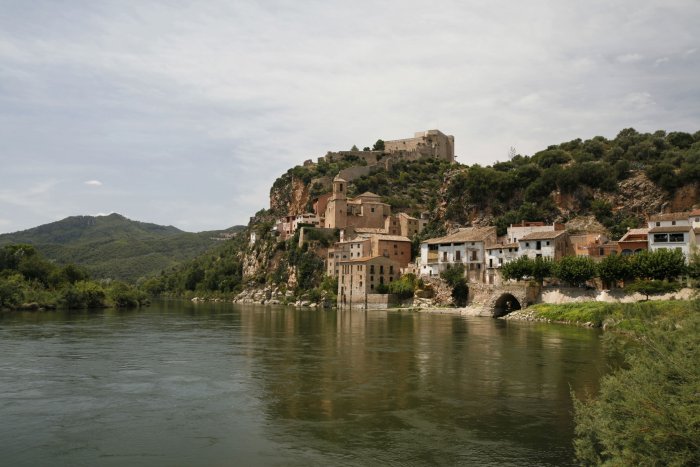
top-left (1, 0), bottom-right (699, 234)
top-left (616, 53), bottom-right (644, 63)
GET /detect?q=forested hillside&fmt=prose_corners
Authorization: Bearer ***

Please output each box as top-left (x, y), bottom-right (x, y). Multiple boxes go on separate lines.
top-left (0, 213), bottom-right (244, 281)
top-left (152, 128), bottom-right (699, 300)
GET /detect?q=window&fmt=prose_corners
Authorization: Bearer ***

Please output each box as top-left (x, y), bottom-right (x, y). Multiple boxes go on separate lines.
top-left (669, 233), bottom-right (684, 242)
top-left (671, 221), bottom-right (676, 225)
top-left (546, 241), bottom-right (550, 246)
top-left (443, 252), bottom-right (447, 261)
top-left (380, 265), bottom-right (384, 274)
top-left (656, 222), bottom-right (660, 226)
top-left (370, 265), bottom-right (375, 274)
top-left (653, 233), bottom-right (668, 243)
top-left (525, 242), bottom-right (529, 247)
top-left (599, 248), bottom-right (604, 255)
top-left (389, 265), bottom-right (394, 274)
top-left (499, 258), bottom-right (503, 265)
top-left (455, 250), bottom-right (461, 261)
top-left (371, 208), bottom-right (375, 213)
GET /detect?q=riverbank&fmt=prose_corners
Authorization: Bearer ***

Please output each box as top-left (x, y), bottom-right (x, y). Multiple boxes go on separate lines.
top-left (503, 299), bottom-right (699, 332)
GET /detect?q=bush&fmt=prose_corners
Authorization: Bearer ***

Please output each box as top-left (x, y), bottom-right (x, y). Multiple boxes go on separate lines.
top-left (62, 281), bottom-right (106, 309)
top-left (553, 256), bottom-right (597, 287)
top-left (574, 311), bottom-right (700, 465)
top-left (388, 274), bottom-right (417, 300)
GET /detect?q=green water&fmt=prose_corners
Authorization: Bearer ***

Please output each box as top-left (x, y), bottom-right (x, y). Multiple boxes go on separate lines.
top-left (0, 301), bottom-right (614, 466)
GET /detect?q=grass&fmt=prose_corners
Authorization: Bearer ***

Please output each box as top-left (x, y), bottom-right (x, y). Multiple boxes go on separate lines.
top-left (527, 299), bottom-right (699, 332)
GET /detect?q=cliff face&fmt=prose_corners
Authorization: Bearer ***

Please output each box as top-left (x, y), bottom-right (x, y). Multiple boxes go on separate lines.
top-left (269, 174), bottom-right (310, 216)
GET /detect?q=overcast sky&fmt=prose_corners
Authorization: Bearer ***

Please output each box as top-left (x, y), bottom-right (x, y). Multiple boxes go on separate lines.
top-left (1, 0), bottom-right (698, 233)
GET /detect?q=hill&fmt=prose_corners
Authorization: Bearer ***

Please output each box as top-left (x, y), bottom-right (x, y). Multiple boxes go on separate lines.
top-left (151, 127), bottom-right (699, 300)
top-left (0, 214), bottom-right (244, 281)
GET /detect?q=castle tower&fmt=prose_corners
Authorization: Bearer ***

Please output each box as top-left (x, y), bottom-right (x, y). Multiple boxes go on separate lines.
top-left (325, 175), bottom-right (348, 228)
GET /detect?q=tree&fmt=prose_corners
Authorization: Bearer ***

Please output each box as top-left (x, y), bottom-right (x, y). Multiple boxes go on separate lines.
top-left (531, 257), bottom-right (554, 285)
top-left (388, 274), bottom-right (417, 300)
top-left (440, 264), bottom-right (468, 306)
top-left (500, 256), bottom-right (534, 282)
top-left (372, 139), bottom-right (385, 151)
top-left (574, 312), bottom-right (700, 465)
top-left (440, 264), bottom-right (465, 287)
top-left (553, 256), bottom-right (597, 287)
top-left (625, 279), bottom-right (680, 300)
top-left (632, 249), bottom-right (687, 281)
top-left (350, 144), bottom-right (359, 151)
top-left (596, 254), bottom-right (632, 287)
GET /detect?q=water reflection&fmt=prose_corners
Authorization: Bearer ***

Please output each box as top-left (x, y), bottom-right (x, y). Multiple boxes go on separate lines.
top-left (0, 303), bottom-right (612, 466)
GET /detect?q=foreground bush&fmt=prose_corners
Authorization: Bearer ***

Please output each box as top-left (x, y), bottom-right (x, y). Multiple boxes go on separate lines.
top-left (574, 309), bottom-right (700, 465)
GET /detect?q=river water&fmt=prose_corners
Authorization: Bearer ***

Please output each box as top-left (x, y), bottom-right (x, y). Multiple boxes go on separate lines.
top-left (0, 301), bottom-right (614, 466)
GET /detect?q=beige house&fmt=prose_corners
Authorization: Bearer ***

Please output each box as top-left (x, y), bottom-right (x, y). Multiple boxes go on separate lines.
top-left (337, 256), bottom-right (402, 309)
top-left (327, 234), bottom-right (411, 278)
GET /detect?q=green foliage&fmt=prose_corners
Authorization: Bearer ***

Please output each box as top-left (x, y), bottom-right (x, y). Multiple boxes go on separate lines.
top-left (0, 273), bottom-right (25, 309)
top-left (440, 263), bottom-right (465, 287)
top-left (553, 255), bottom-right (597, 286)
top-left (375, 283), bottom-right (389, 294)
top-left (108, 281), bottom-right (148, 307)
top-left (61, 281), bottom-right (107, 309)
top-left (596, 254), bottom-right (633, 286)
top-left (388, 273), bottom-right (417, 300)
top-left (632, 249), bottom-right (687, 281)
top-left (500, 257), bottom-right (553, 284)
top-left (574, 308), bottom-right (700, 466)
top-left (349, 158), bottom-right (451, 214)
top-left (0, 214), bottom-right (241, 282)
top-left (439, 265), bottom-right (468, 306)
top-left (372, 139), bottom-right (385, 151)
top-left (451, 279), bottom-right (469, 307)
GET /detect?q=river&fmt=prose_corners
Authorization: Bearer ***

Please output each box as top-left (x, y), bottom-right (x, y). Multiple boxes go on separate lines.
top-left (0, 301), bottom-right (615, 466)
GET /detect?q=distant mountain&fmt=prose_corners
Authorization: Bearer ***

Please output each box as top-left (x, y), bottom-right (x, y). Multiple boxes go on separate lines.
top-left (0, 213), bottom-right (245, 281)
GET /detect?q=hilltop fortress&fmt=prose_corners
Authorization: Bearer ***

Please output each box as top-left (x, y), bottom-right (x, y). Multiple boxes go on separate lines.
top-left (313, 129), bottom-right (455, 167)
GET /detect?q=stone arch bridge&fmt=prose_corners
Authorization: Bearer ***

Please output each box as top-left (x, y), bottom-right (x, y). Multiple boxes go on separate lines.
top-left (468, 283), bottom-right (541, 317)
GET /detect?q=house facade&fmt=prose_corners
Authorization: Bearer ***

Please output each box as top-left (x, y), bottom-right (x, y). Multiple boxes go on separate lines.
top-left (337, 256), bottom-right (402, 309)
top-left (647, 212), bottom-right (697, 262)
top-left (517, 230), bottom-right (571, 260)
top-left (418, 226), bottom-right (497, 282)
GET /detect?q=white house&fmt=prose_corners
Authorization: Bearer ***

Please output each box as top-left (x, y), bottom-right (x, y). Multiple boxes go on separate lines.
top-left (517, 230), bottom-right (571, 260)
top-left (647, 212), bottom-right (697, 263)
top-left (419, 226), bottom-right (497, 282)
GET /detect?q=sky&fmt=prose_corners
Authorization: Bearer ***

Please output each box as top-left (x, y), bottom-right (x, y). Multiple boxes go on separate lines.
top-left (1, 0), bottom-right (698, 234)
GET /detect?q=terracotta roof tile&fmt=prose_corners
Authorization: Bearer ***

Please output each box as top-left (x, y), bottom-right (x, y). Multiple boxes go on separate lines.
top-left (520, 230), bottom-right (568, 241)
top-left (648, 226), bottom-right (692, 233)
top-left (423, 226), bottom-right (497, 245)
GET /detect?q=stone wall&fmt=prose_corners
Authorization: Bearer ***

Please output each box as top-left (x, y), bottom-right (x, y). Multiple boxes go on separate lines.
top-left (540, 286), bottom-right (695, 303)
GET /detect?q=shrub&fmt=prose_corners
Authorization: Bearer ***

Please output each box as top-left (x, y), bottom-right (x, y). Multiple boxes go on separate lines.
top-left (553, 256), bottom-right (597, 287)
top-left (574, 311), bottom-right (700, 465)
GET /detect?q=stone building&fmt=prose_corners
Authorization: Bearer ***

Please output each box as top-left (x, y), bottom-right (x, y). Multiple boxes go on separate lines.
top-left (337, 255), bottom-right (402, 309)
top-left (517, 230), bottom-right (572, 261)
top-left (327, 234), bottom-right (411, 278)
top-left (383, 130), bottom-right (455, 162)
top-left (418, 226), bottom-right (498, 282)
top-left (323, 176), bottom-right (392, 230)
